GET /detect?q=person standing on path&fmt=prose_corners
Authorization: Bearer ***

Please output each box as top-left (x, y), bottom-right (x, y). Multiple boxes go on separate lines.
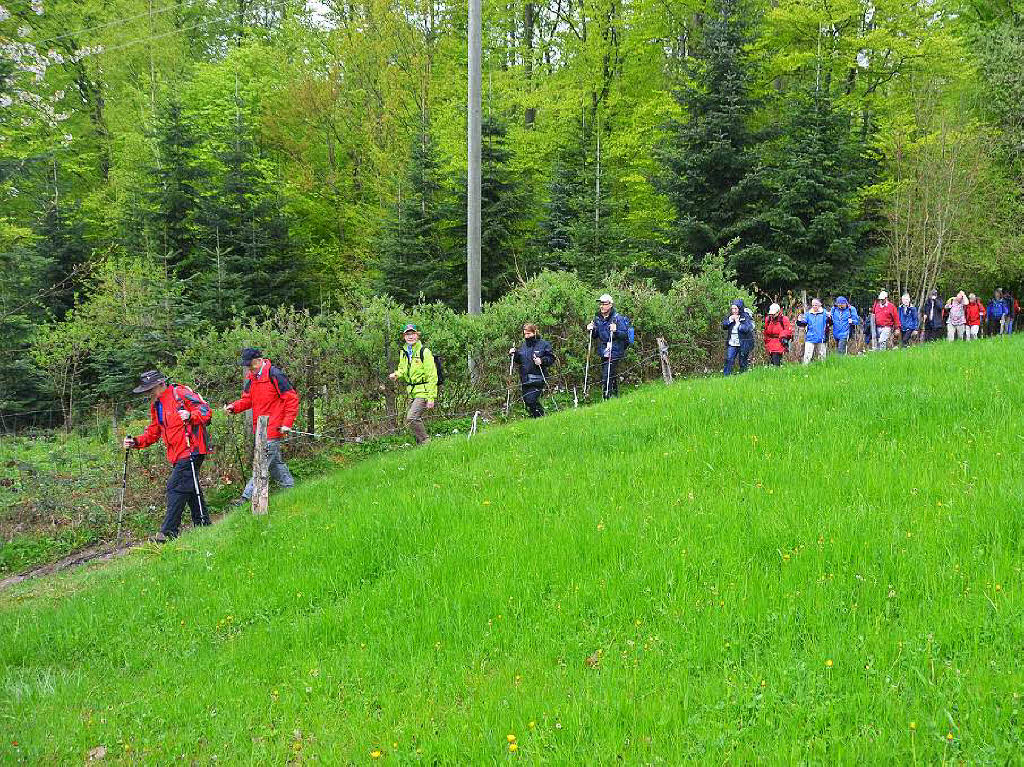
top-left (871, 291), bottom-right (901, 351)
top-left (123, 370), bottom-right (212, 542)
top-left (722, 299), bottom-right (755, 375)
top-left (898, 294), bottom-right (919, 347)
top-left (921, 289), bottom-right (945, 342)
top-left (946, 292), bottom-right (968, 341)
top-left (829, 297), bottom-right (860, 355)
top-left (389, 324), bottom-right (438, 444)
top-left (763, 303), bottom-right (792, 366)
top-left (965, 293), bottom-right (985, 340)
top-left (797, 298), bottom-right (831, 364)
top-left (987, 289), bottom-right (1008, 336)
top-left (510, 323), bottom-right (555, 417)
top-left (224, 348), bottom-right (300, 504)
top-left (588, 294), bottom-right (631, 397)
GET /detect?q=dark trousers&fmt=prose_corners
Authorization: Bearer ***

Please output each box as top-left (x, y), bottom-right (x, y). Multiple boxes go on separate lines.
top-left (522, 384), bottom-right (545, 417)
top-left (601, 358), bottom-right (620, 398)
top-left (923, 325), bottom-right (942, 342)
top-left (769, 352), bottom-right (783, 366)
top-left (724, 340), bottom-right (754, 375)
top-left (162, 454), bottom-right (210, 537)
top-left (900, 329), bottom-right (916, 346)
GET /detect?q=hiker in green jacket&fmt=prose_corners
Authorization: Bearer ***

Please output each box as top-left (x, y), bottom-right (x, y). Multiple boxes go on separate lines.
top-left (388, 323), bottom-right (438, 445)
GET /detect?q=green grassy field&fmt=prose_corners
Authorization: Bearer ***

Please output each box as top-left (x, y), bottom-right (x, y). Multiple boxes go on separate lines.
top-left (2, 338), bottom-right (1022, 763)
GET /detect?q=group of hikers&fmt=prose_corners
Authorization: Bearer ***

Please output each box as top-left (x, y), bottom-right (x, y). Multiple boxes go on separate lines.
top-left (724, 288), bottom-right (1018, 375)
top-left (121, 295), bottom-right (633, 541)
top-left (122, 286), bottom-right (1013, 541)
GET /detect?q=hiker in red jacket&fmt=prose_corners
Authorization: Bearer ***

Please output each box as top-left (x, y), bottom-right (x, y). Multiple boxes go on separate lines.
top-left (871, 291), bottom-right (901, 351)
top-left (224, 348), bottom-right (300, 504)
top-left (123, 370), bottom-right (213, 542)
top-left (964, 293), bottom-right (985, 340)
top-left (763, 303), bottom-right (793, 366)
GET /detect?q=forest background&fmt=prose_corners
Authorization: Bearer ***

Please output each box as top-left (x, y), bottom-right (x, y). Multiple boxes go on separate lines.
top-left (2, 0), bottom-right (1023, 424)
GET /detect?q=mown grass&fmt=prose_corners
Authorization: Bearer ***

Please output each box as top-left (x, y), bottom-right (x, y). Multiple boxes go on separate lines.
top-left (1, 338), bottom-right (1022, 763)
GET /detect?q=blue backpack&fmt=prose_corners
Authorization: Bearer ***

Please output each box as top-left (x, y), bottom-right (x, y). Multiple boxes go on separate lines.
top-left (618, 314), bottom-right (636, 347)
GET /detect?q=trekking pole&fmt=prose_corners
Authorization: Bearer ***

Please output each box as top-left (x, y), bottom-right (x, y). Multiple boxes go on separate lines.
top-left (603, 341), bottom-right (613, 399)
top-left (538, 364), bottom-right (558, 412)
top-left (504, 351), bottom-right (515, 416)
top-left (179, 413), bottom-right (208, 525)
top-left (116, 448), bottom-right (129, 542)
top-left (582, 332), bottom-right (594, 398)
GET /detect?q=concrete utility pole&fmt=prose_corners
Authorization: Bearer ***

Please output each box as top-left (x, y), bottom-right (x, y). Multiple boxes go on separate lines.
top-left (466, 0), bottom-right (482, 317)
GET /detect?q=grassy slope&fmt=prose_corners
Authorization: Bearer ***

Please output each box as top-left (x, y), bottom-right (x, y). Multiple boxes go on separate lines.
top-left (2, 338), bottom-right (1022, 763)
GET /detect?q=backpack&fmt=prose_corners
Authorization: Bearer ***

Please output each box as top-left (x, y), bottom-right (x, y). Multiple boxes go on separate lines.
top-left (419, 347), bottom-right (445, 387)
top-left (169, 383), bottom-right (213, 450)
top-left (619, 315), bottom-right (636, 347)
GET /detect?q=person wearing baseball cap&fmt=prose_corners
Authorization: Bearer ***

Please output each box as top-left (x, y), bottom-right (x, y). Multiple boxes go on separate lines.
top-left (388, 324), bottom-right (438, 444)
top-left (123, 369), bottom-right (213, 542)
top-left (587, 294), bottom-right (632, 398)
top-left (224, 348), bottom-right (300, 505)
top-left (871, 290), bottom-right (900, 350)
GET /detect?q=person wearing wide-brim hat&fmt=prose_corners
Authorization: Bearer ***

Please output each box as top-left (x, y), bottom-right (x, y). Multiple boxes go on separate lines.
top-left (123, 370), bottom-right (213, 542)
top-left (388, 324), bottom-right (438, 444)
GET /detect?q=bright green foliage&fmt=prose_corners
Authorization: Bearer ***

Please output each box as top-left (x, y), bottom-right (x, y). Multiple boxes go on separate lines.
top-left (2, 339), bottom-right (1022, 761)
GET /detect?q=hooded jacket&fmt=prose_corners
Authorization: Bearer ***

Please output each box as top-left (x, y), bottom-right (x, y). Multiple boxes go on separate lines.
top-left (964, 300), bottom-right (985, 326)
top-left (763, 314), bottom-right (793, 354)
top-left (228, 359), bottom-right (300, 440)
top-left (829, 300), bottom-right (860, 340)
top-left (133, 383), bottom-right (212, 464)
top-left (797, 307), bottom-right (831, 344)
top-left (722, 300), bottom-right (755, 344)
top-left (922, 296), bottom-right (944, 329)
top-left (987, 297), bottom-right (1008, 320)
top-left (393, 340), bottom-right (439, 402)
top-left (514, 336), bottom-right (555, 385)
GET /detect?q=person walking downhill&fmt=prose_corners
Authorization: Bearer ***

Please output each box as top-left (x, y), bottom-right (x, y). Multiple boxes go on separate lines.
top-left (123, 370), bottom-right (213, 542)
top-left (965, 293), bottom-right (985, 340)
top-left (1005, 290), bottom-right (1018, 335)
top-left (871, 291), bottom-right (900, 351)
top-left (224, 348), bottom-right (300, 505)
top-left (388, 324), bottom-right (438, 444)
top-left (829, 297), bottom-right (860, 355)
top-left (945, 291), bottom-right (968, 341)
top-left (921, 289), bottom-right (945, 342)
top-left (510, 323), bottom-right (555, 417)
top-left (763, 303), bottom-right (792, 366)
top-left (722, 299), bottom-right (755, 375)
top-left (797, 298), bottom-right (831, 364)
top-left (987, 289), bottom-right (1008, 336)
top-left (588, 294), bottom-right (631, 397)
top-left (898, 294), bottom-right (919, 347)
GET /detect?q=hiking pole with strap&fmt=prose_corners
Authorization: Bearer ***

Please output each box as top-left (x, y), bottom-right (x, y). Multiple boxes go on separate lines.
top-left (116, 448), bottom-right (129, 542)
top-left (176, 394), bottom-right (208, 526)
top-left (538, 363), bottom-right (558, 412)
top-left (603, 334), bottom-right (614, 398)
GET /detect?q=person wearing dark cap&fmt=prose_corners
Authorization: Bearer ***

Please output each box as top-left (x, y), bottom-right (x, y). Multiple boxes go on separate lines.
top-left (224, 348), bottom-right (300, 504)
top-left (123, 370), bottom-right (213, 542)
top-left (921, 289), bottom-right (944, 342)
top-left (388, 324), bottom-right (438, 444)
top-left (510, 323), bottom-right (555, 417)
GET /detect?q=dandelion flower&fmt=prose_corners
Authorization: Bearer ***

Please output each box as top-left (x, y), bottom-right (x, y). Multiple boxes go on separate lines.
top-left (371, 749), bottom-right (382, 758)
top-left (507, 734), bottom-right (516, 743)
top-left (909, 722), bottom-right (916, 730)
top-left (825, 659), bottom-right (833, 668)
top-left (509, 743), bottom-right (518, 752)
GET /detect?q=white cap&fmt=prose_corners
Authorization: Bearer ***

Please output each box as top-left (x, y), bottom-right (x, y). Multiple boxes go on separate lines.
top-left (769, 303), bottom-right (781, 315)
top-left (878, 290), bottom-right (888, 300)
top-left (597, 294), bottom-right (614, 304)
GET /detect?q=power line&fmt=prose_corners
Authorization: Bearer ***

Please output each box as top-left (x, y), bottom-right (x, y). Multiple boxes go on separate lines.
top-left (26, 1), bottom-right (182, 47)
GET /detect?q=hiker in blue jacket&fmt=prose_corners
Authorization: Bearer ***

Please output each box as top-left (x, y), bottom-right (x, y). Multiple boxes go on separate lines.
top-left (588, 294), bottom-right (631, 398)
top-left (987, 289), bottom-right (1008, 336)
top-left (797, 298), bottom-right (831, 364)
top-left (829, 297), bottom-right (860, 355)
top-left (722, 299), bottom-right (755, 375)
top-left (898, 294), bottom-right (920, 346)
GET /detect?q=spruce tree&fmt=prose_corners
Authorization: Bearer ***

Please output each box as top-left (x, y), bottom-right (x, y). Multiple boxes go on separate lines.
top-left (657, 0), bottom-right (762, 265)
top-left (378, 124), bottom-right (458, 306)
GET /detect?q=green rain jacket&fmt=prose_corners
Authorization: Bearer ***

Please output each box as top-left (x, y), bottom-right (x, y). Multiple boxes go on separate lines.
top-left (394, 340), bottom-right (438, 402)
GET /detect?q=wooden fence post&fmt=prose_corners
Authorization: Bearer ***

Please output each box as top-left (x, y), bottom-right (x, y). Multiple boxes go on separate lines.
top-left (656, 337), bottom-right (673, 384)
top-left (251, 415), bottom-right (270, 515)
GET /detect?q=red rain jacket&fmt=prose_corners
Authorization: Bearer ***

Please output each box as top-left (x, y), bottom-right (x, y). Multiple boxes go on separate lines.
top-left (872, 301), bottom-right (901, 330)
top-left (763, 314), bottom-right (793, 355)
top-left (228, 360), bottom-right (300, 440)
top-left (133, 384), bottom-right (212, 464)
top-left (965, 301), bottom-right (985, 326)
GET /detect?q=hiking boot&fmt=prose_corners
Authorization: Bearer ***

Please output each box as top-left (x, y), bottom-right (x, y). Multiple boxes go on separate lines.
top-left (153, 532), bottom-right (169, 544)
top-left (229, 496), bottom-right (249, 507)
